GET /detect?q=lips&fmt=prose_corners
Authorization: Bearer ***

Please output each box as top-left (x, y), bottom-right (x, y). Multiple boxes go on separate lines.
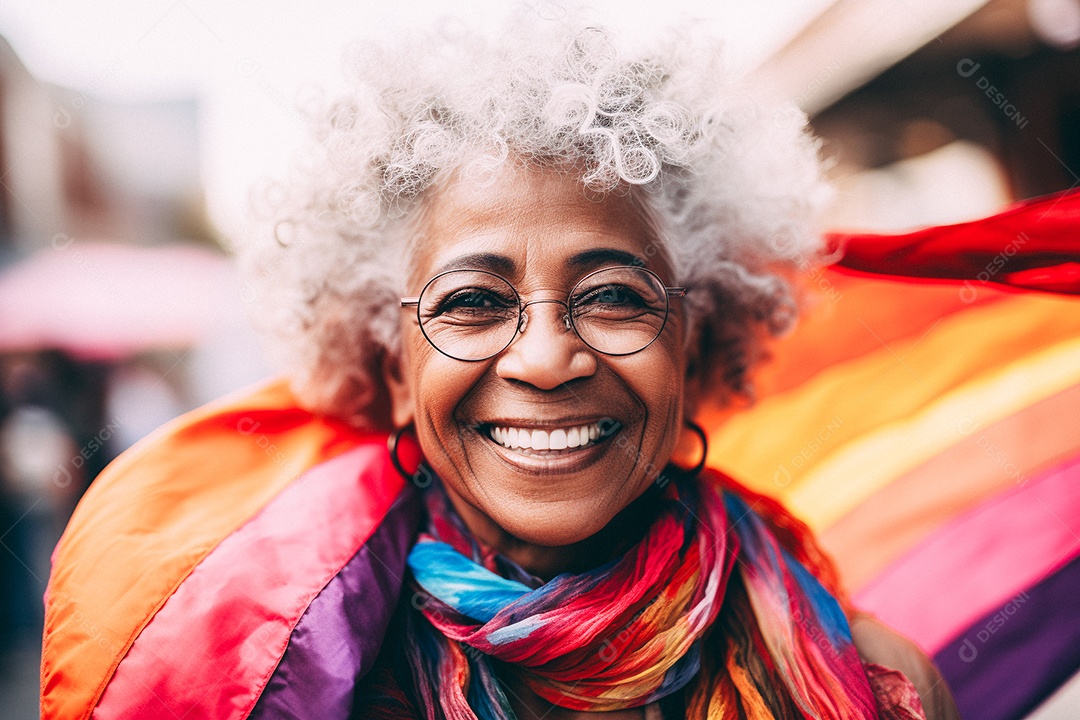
top-left (483, 419), bottom-right (621, 454)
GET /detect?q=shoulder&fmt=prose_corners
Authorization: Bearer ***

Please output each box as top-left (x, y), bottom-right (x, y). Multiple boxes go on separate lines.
top-left (850, 613), bottom-right (963, 720)
top-left (42, 380), bottom-right (411, 719)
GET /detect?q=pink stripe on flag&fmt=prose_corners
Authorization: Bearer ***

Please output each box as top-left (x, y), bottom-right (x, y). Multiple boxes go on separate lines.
top-left (854, 453), bottom-right (1080, 655)
top-left (91, 441), bottom-right (404, 720)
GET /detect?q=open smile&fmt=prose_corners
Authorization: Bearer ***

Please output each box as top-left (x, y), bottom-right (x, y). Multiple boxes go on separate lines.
top-left (486, 419), bottom-right (620, 451)
top-left (474, 419), bottom-right (623, 465)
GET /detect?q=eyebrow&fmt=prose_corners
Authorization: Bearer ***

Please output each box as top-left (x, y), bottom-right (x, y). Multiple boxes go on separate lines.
top-left (434, 252), bottom-right (516, 276)
top-left (566, 248), bottom-right (647, 270)
top-left (434, 247), bottom-right (647, 277)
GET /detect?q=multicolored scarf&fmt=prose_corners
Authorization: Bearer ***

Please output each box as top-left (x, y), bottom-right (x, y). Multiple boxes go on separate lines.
top-left (375, 470), bottom-right (912, 719)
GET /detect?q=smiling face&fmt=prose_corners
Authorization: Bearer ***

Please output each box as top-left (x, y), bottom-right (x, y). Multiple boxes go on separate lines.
top-left (388, 162), bottom-right (689, 554)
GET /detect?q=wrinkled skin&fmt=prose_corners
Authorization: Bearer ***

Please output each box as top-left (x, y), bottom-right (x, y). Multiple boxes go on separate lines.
top-left (385, 163), bottom-right (698, 581)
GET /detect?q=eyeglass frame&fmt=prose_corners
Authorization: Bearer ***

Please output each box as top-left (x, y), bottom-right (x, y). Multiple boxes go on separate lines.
top-left (400, 265), bottom-right (688, 362)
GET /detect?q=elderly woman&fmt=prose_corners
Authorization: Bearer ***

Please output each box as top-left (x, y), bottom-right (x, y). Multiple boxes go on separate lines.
top-left (42, 18), bottom-right (960, 720)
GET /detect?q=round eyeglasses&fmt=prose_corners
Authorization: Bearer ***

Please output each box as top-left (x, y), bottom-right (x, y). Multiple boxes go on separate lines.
top-left (401, 265), bottom-right (687, 362)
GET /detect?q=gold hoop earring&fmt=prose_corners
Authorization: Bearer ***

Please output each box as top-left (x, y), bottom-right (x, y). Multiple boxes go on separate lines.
top-left (684, 420), bottom-right (708, 477)
top-left (387, 425), bottom-right (433, 488)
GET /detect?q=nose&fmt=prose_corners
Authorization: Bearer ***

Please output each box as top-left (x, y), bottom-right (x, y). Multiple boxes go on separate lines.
top-left (495, 300), bottom-right (596, 389)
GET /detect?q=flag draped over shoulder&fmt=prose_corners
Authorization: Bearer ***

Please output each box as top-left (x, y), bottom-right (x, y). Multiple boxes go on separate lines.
top-left (40, 382), bottom-right (420, 720)
top-left (707, 189), bottom-right (1080, 720)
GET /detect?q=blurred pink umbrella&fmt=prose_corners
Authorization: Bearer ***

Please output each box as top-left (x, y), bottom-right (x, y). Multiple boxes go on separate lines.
top-left (0, 240), bottom-right (236, 359)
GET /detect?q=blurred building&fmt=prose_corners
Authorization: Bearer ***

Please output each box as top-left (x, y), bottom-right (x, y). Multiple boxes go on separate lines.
top-left (0, 32), bottom-right (220, 468)
top-left (755, 0), bottom-right (1080, 230)
top-left (0, 35), bottom-right (247, 679)
top-left (0, 35), bottom-right (213, 260)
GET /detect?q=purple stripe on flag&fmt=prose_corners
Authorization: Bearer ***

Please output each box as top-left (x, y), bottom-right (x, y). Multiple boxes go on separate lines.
top-left (934, 553), bottom-right (1080, 720)
top-left (250, 486), bottom-right (420, 719)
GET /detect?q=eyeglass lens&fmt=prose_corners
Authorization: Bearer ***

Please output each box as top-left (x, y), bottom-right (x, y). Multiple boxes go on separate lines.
top-left (416, 267), bottom-right (670, 361)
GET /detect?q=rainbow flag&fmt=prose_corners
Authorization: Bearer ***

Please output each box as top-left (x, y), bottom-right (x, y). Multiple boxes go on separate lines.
top-left (707, 189), bottom-right (1080, 719)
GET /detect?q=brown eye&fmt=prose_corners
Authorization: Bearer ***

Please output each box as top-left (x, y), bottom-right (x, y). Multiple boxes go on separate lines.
top-left (438, 288), bottom-right (514, 313)
top-left (574, 283), bottom-right (648, 310)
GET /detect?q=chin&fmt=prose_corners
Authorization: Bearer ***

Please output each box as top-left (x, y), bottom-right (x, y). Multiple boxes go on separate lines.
top-left (487, 497), bottom-right (615, 548)
top-left (496, 507), bottom-right (609, 546)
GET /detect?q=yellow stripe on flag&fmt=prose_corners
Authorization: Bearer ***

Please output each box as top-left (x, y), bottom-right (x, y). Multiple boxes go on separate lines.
top-left (709, 293), bottom-right (1080, 531)
top-left (789, 335), bottom-right (1080, 530)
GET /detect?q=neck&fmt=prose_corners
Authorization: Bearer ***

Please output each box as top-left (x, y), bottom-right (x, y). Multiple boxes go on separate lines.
top-left (443, 482), bottom-right (666, 581)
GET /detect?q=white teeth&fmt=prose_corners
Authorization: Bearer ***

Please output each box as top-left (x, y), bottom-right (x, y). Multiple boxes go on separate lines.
top-left (485, 420), bottom-right (618, 452)
top-left (549, 428), bottom-right (567, 450)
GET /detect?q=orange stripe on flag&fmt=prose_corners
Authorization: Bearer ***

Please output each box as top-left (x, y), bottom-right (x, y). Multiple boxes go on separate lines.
top-left (706, 292), bottom-right (1080, 529)
top-left (41, 380), bottom-right (371, 720)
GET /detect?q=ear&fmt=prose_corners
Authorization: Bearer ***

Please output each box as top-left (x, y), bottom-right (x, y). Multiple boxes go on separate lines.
top-left (381, 350), bottom-right (415, 429)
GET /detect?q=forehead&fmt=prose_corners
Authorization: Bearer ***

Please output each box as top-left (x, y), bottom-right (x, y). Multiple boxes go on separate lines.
top-left (408, 163), bottom-right (671, 287)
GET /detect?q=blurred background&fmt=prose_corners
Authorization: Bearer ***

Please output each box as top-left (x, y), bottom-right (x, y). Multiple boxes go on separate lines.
top-left (1, 0), bottom-right (1078, 717)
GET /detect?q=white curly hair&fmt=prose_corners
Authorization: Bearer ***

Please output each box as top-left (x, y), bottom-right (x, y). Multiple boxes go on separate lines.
top-left (240, 17), bottom-right (832, 429)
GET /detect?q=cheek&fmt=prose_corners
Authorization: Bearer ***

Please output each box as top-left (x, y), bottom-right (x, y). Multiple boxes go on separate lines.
top-left (619, 340), bottom-right (686, 456)
top-left (644, 369), bottom-right (684, 452)
top-left (407, 341), bottom-right (487, 462)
